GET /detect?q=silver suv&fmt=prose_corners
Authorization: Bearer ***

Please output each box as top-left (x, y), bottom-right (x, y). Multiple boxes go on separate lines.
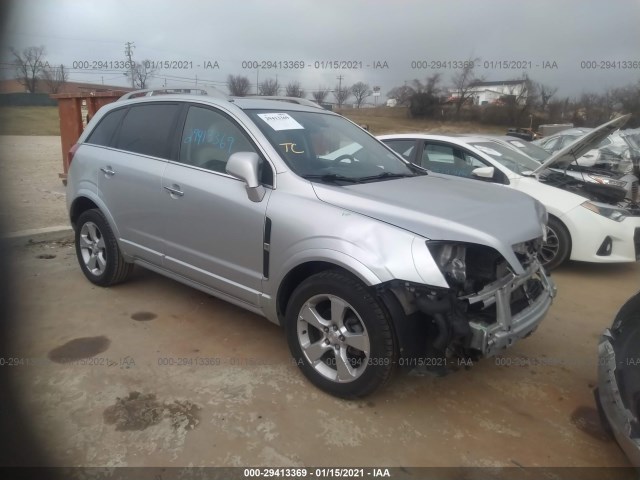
top-left (67, 90), bottom-right (556, 398)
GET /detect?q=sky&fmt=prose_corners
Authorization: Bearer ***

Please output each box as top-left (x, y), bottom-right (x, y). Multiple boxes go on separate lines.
top-left (2, 0), bottom-right (639, 100)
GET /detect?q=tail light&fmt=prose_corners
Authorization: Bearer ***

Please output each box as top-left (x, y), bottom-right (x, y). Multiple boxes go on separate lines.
top-left (67, 143), bottom-right (79, 166)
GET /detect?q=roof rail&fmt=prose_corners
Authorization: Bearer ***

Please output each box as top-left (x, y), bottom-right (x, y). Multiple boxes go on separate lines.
top-left (240, 95), bottom-right (324, 109)
top-left (118, 86), bottom-right (229, 101)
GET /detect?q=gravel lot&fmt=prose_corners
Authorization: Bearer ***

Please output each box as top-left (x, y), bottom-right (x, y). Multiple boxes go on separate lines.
top-left (1, 135), bottom-right (637, 474)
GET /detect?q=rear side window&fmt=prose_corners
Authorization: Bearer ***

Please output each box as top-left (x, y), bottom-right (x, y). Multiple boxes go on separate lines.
top-left (115, 103), bottom-right (181, 159)
top-left (85, 108), bottom-right (127, 147)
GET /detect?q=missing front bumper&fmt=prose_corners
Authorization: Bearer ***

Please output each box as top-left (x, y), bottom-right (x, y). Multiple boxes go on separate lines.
top-left (462, 262), bottom-right (556, 357)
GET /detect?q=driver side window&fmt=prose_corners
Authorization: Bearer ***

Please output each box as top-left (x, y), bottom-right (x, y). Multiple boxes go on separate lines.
top-left (179, 106), bottom-right (259, 174)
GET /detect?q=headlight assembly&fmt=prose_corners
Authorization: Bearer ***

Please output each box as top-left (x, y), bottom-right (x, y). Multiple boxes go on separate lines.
top-left (581, 201), bottom-right (627, 222)
top-left (426, 242), bottom-right (467, 285)
top-left (587, 175), bottom-right (627, 188)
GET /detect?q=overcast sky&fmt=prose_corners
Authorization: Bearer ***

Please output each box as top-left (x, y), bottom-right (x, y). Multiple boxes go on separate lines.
top-left (2, 0), bottom-right (639, 99)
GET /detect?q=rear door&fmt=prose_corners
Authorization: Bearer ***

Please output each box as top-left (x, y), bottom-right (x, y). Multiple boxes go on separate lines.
top-left (95, 102), bottom-right (182, 264)
top-left (160, 104), bottom-right (272, 306)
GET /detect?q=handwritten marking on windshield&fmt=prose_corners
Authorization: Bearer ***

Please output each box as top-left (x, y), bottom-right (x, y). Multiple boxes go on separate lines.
top-left (280, 142), bottom-right (305, 154)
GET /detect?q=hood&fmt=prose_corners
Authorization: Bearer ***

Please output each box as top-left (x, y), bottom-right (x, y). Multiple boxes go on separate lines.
top-left (533, 115), bottom-right (630, 175)
top-left (312, 174), bottom-right (546, 268)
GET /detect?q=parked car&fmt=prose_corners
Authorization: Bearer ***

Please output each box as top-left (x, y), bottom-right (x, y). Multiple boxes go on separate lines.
top-left (480, 135), bottom-right (638, 202)
top-left (596, 292), bottom-right (640, 467)
top-left (534, 127), bottom-right (639, 173)
top-left (379, 115), bottom-right (640, 269)
top-left (66, 89), bottom-right (555, 398)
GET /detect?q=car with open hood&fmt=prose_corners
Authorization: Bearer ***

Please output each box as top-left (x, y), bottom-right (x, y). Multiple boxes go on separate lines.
top-left (379, 115), bottom-right (640, 269)
top-left (596, 292), bottom-right (640, 468)
top-left (66, 88), bottom-right (555, 398)
top-left (473, 135), bottom-right (638, 202)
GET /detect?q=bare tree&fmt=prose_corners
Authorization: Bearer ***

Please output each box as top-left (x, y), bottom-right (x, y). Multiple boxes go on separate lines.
top-left (351, 81), bottom-right (372, 108)
top-left (386, 85), bottom-right (414, 106)
top-left (408, 74), bottom-right (443, 118)
top-left (537, 83), bottom-right (558, 112)
top-left (312, 87), bottom-right (329, 104)
top-left (333, 84), bottom-right (351, 107)
top-left (125, 61), bottom-right (155, 89)
top-left (285, 81), bottom-right (305, 98)
top-left (259, 78), bottom-right (279, 96)
top-left (227, 74), bottom-right (251, 96)
top-left (42, 64), bottom-right (68, 94)
top-left (451, 58), bottom-right (483, 119)
top-left (10, 45), bottom-right (47, 93)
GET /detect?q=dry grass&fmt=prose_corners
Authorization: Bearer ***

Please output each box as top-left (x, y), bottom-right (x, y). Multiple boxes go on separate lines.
top-left (338, 106), bottom-right (506, 136)
top-left (0, 105), bottom-right (506, 137)
top-left (0, 107), bottom-right (60, 135)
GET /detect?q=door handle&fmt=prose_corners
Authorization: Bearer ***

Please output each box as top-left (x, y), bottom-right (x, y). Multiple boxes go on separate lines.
top-left (164, 185), bottom-right (184, 197)
top-left (100, 166), bottom-right (115, 176)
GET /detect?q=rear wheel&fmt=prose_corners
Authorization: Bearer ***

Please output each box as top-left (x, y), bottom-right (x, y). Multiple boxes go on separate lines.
top-left (539, 217), bottom-right (571, 270)
top-left (285, 270), bottom-right (397, 398)
top-left (75, 209), bottom-right (133, 286)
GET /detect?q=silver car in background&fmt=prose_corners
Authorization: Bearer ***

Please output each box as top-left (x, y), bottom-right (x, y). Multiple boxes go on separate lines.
top-left (66, 90), bottom-right (555, 398)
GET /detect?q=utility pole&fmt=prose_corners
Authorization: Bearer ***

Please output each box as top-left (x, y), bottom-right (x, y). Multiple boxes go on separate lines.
top-left (256, 68), bottom-right (259, 94)
top-left (124, 41), bottom-right (135, 88)
top-left (337, 75), bottom-right (344, 107)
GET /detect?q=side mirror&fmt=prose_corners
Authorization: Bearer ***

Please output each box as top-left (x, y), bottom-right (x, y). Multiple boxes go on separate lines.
top-left (226, 152), bottom-right (266, 202)
top-left (471, 166), bottom-right (495, 180)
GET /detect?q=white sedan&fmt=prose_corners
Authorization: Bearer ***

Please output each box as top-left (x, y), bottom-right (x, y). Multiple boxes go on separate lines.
top-left (378, 115), bottom-right (640, 269)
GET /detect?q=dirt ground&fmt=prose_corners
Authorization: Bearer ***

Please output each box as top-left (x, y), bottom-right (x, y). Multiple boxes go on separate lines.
top-left (0, 135), bottom-right (68, 233)
top-left (0, 135), bottom-right (637, 474)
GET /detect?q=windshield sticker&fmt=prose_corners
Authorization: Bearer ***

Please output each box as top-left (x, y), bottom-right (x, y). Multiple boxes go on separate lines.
top-left (279, 142), bottom-right (304, 154)
top-left (257, 113), bottom-right (304, 131)
top-left (510, 140), bottom-right (526, 148)
top-left (475, 145), bottom-right (502, 156)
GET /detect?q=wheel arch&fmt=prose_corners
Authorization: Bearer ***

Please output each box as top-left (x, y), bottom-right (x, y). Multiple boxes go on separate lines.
top-left (548, 213), bottom-right (573, 258)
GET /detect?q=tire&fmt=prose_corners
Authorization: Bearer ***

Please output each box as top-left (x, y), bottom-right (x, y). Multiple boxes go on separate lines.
top-left (75, 209), bottom-right (133, 287)
top-left (285, 270), bottom-right (397, 398)
top-left (610, 293), bottom-right (640, 420)
top-left (539, 216), bottom-right (571, 270)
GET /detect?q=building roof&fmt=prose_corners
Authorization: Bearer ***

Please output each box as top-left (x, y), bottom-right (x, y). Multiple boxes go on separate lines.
top-left (469, 80), bottom-right (525, 87)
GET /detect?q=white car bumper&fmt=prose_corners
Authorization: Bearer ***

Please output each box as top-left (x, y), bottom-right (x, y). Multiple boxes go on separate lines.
top-left (562, 205), bottom-right (640, 263)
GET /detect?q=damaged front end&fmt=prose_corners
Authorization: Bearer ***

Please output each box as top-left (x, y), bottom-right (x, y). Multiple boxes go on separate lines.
top-left (380, 237), bottom-right (556, 371)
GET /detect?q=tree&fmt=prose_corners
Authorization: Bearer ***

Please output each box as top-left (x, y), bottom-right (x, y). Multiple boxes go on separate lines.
top-left (537, 83), bottom-right (558, 112)
top-left (333, 84), bottom-right (351, 107)
top-left (125, 61), bottom-right (155, 89)
top-left (259, 78), bottom-right (279, 96)
top-left (312, 87), bottom-right (329, 104)
top-left (451, 58), bottom-right (483, 119)
top-left (227, 74), bottom-right (251, 96)
top-left (351, 82), bottom-right (372, 108)
top-left (285, 81), bottom-right (305, 98)
top-left (42, 64), bottom-right (68, 94)
top-left (386, 85), bottom-right (414, 106)
top-left (10, 45), bottom-right (47, 93)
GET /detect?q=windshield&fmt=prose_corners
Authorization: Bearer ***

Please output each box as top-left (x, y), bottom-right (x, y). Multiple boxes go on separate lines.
top-left (246, 109), bottom-right (415, 181)
top-left (502, 139), bottom-right (550, 162)
top-left (470, 141), bottom-right (541, 174)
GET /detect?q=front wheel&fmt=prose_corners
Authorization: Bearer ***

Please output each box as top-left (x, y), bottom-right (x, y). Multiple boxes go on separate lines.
top-left (539, 217), bottom-right (571, 270)
top-left (285, 270), bottom-right (397, 398)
